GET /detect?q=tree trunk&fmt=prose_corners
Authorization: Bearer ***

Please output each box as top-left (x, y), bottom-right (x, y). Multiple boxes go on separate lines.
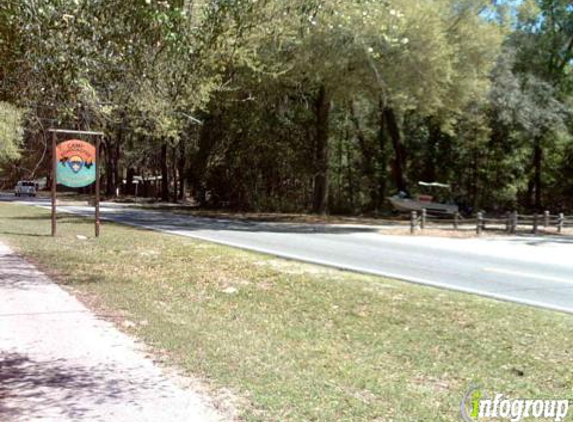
top-left (104, 131), bottom-right (121, 197)
top-left (533, 139), bottom-right (543, 211)
top-left (189, 115), bottom-right (219, 205)
top-left (171, 145), bottom-right (178, 202)
top-left (345, 135), bottom-right (356, 212)
top-left (104, 140), bottom-right (115, 196)
top-left (376, 100), bottom-right (389, 209)
top-left (160, 143), bottom-right (169, 201)
top-left (178, 139), bottom-right (186, 201)
top-left (126, 167), bottom-right (135, 195)
top-left (349, 101), bottom-right (377, 211)
top-left (382, 106), bottom-right (407, 193)
top-left (113, 137), bottom-right (121, 197)
top-left (472, 138), bottom-right (479, 211)
top-left (424, 119), bottom-right (439, 183)
top-left (312, 85), bottom-right (331, 214)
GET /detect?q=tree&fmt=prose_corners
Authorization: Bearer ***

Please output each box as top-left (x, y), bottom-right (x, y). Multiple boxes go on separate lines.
top-left (0, 102), bottom-right (25, 163)
top-left (510, 0), bottom-right (573, 209)
top-left (1, 0), bottom-right (571, 214)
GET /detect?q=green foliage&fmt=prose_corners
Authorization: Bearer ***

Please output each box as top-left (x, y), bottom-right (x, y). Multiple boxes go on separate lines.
top-left (0, 0), bottom-right (572, 212)
top-left (0, 102), bottom-right (25, 163)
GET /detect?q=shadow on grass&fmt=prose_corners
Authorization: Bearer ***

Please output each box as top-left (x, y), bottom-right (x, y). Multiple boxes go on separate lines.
top-left (57, 272), bottom-right (108, 286)
top-left (2, 215), bottom-right (51, 221)
top-left (0, 231), bottom-right (50, 238)
top-left (4, 215), bottom-right (93, 224)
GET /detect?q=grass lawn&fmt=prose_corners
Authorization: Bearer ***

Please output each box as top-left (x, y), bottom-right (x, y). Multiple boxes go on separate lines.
top-left (1, 202), bottom-right (572, 421)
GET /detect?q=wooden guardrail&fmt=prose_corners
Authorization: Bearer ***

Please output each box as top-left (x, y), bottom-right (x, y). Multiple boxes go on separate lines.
top-left (410, 209), bottom-right (572, 236)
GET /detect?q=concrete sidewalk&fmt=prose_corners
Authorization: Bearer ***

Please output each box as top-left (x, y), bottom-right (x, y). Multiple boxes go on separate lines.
top-left (0, 242), bottom-right (228, 422)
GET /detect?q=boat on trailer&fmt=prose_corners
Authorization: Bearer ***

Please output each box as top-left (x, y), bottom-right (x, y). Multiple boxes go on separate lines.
top-left (388, 182), bottom-right (459, 215)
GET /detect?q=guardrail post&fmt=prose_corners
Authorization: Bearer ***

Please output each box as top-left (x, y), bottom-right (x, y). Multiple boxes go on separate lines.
top-left (454, 212), bottom-right (459, 231)
top-left (476, 212), bottom-right (483, 236)
top-left (410, 211), bottom-right (417, 234)
top-left (532, 213), bottom-right (538, 234)
top-left (558, 213), bottom-right (564, 234)
top-left (544, 210), bottom-right (550, 228)
top-left (421, 208), bottom-right (426, 230)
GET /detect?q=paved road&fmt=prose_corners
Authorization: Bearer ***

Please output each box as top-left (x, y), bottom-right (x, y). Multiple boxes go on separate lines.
top-left (4, 195), bottom-right (573, 313)
top-left (0, 241), bottom-right (227, 422)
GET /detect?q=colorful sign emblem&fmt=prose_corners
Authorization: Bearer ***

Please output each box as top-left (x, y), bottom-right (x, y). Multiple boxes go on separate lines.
top-left (56, 140), bottom-right (96, 188)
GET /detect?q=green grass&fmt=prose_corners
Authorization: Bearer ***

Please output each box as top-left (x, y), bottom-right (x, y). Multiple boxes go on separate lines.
top-left (1, 202), bottom-right (572, 421)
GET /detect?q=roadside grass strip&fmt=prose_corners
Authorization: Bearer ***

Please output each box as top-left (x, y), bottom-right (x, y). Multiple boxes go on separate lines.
top-left (1, 203), bottom-right (572, 422)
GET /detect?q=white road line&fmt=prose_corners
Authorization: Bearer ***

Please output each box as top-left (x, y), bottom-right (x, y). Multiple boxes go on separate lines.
top-left (483, 267), bottom-right (573, 284)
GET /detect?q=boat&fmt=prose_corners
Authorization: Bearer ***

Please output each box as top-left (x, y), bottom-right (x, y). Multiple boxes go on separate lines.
top-left (388, 182), bottom-right (459, 215)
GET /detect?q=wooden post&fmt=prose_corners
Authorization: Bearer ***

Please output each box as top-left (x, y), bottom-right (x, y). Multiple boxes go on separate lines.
top-left (543, 210), bottom-right (550, 229)
top-left (505, 212), bottom-right (511, 233)
top-left (558, 213), bottom-right (564, 234)
top-left (421, 208), bottom-right (426, 230)
top-left (454, 212), bottom-right (459, 231)
top-left (51, 131), bottom-right (57, 236)
top-left (511, 211), bottom-right (518, 234)
top-left (532, 213), bottom-right (538, 235)
top-left (476, 212), bottom-right (483, 236)
top-left (95, 135), bottom-right (101, 237)
top-left (410, 211), bottom-right (417, 234)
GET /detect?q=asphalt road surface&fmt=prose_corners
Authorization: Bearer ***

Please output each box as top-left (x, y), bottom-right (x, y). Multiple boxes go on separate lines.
top-left (3, 195), bottom-right (573, 314)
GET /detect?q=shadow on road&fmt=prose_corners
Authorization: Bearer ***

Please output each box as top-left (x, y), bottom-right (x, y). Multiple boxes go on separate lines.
top-left (105, 210), bottom-right (385, 235)
top-left (486, 234), bottom-right (573, 246)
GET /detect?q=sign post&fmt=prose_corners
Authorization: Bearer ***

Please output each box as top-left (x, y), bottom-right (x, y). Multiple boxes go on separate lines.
top-left (51, 131), bottom-right (57, 236)
top-left (49, 129), bottom-right (104, 238)
top-left (95, 135), bottom-right (101, 237)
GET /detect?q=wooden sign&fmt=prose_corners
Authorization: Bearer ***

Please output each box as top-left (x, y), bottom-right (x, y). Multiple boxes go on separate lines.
top-left (50, 129), bottom-right (103, 237)
top-left (56, 140), bottom-right (96, 188)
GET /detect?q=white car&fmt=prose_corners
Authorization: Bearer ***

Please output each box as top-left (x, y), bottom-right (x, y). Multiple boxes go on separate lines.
top-left (14, 181), bottom-right (37, 197)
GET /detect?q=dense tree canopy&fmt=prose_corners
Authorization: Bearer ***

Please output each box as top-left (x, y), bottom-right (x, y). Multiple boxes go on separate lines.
top-left (0, 0), bottom-right (572, 213)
